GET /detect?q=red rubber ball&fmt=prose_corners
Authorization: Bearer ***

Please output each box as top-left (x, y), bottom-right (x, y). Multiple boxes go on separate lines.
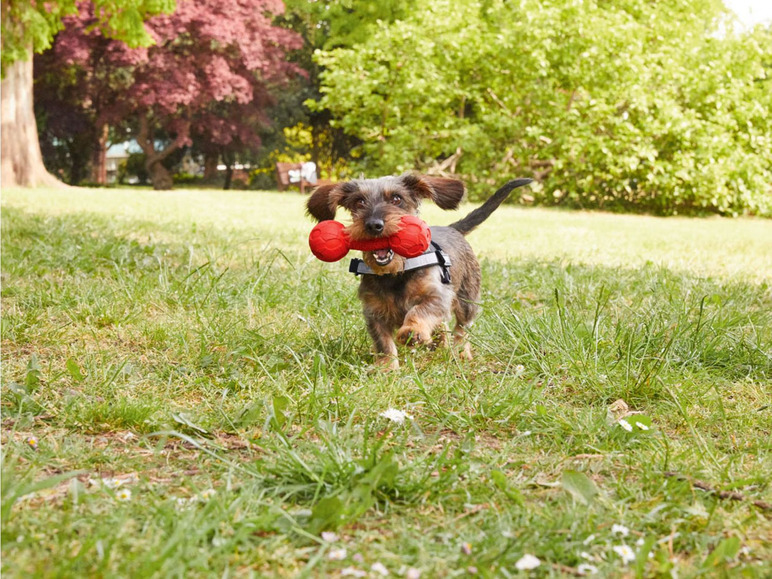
top-left (390, 215), bottom-right (431, 258)
top-left (309, 220), bottom-right (349, 262)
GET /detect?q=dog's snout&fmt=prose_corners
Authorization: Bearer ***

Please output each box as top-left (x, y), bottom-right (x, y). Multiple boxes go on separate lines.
top-left (365, 218), bottom-right (385, 235)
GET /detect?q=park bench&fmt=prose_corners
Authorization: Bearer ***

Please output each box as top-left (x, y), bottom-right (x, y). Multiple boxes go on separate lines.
top-left (275, 161), bottom-right (316, 193)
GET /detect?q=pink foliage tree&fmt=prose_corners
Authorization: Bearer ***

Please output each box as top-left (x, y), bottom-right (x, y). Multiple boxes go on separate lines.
top-left (54, 0), bottom-right (302, 188)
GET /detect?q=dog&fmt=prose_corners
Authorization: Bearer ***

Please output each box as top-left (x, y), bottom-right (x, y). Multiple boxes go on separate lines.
top-left (307, 174), bottom-right (532, 369)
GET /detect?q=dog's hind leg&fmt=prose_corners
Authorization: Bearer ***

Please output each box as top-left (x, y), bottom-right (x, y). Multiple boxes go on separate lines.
top-left (452, 297), bottom-right (478, 360)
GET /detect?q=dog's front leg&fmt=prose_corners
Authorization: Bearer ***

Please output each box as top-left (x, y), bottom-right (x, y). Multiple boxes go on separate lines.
top-left (396, 294), bottom-right (450, 348)
top-left (366, 316), bottom-right (399, 370)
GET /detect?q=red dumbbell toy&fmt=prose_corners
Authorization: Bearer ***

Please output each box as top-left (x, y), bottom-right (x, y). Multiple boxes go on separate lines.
top-left (309, 215), bottom-right (431, 262)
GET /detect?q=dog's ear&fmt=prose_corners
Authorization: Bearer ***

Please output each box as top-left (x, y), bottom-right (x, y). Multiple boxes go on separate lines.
top-left (401, 175), bottom-right (466, 210)
top-left (306, 183), bottom-right (340, 222)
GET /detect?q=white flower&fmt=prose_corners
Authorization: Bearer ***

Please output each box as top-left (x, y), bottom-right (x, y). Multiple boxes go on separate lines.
top-left (577, 563), bottom-right (598, 575)
top-left (583, 534), bottom-right (596, 545)
top-left (199, 488), bottom-right (217, 501)
top-left (521, 431), bottom-right (532, 437)
top-left (321, 531), bottom-right (338, 542)
top-left (379, 409), bottom-right (413, 425)
top-left (618, 419), bottom-right (633, 432)
top-left (115, 488), bottom-right (132, 502)
top-left (461, 542), bottom-right (473, 555)
top-left (371, 562), bottom-right (390, 576)
top-left (613, 544), bottom-right (636, 564)
top-left (635, 538), bottom-right (645, 547)
top-left (514, 554), bottom-right (541, 570)
top-left (515, 364), bottom-right (525, 374)
top-left (579, 551), bottom-right (593, 560)
top-left (328, 547), bottom-right (347, 561)
top-left (405, 568), bottom-right (421, 579)
top-left (341, 568), bottom-right (366, 577)
top-left (611, 524), bottom-right (630, 537)
top-left (103, 478), bottom-right (125, 489)
top-left (635, 422), bottom-right (650, 431)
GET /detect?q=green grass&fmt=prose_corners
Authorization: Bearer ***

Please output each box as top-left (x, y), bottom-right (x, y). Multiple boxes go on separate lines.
top-left (2, 187), bottom-right (771, 577)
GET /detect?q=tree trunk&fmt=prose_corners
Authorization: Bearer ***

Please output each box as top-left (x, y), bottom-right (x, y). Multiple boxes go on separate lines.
top-left (136, 115), bottom-right (188, 191)
top-left (90, 123), bottom-right (109, 184)
top-left (222, 150), bottom-right (234, 190)
top-left (147, 160), bottom-right (174, 190)
top-left (1, 53), bottom-right (61, 188)
top-left (203, 152), bottom-right (219, 181)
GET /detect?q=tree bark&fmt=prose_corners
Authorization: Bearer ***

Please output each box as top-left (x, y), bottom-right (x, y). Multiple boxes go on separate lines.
top-left (222, 150), bottom-right (234, 190)
top-left (136, 115), bottom-right (188, 190)
top-left (1, 53), bottom-right (62, 188)
top-left (203, 152), bottom-right (219, 181)
top-left (90, 123), bottom-right (109, 184)
top-left (147, 160), bottom-right (174, 190)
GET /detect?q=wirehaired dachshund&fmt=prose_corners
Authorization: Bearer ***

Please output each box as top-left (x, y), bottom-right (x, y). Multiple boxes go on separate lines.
top-left (307, 175), bottom-right (532, 369)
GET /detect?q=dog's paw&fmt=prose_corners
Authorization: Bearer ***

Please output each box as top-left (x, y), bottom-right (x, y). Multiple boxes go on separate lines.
top-left (458, 342), bottom-right (473, 360)
top-left (396, 325), bottom-right (432, 347)
top-left (374, 355), bottom-right (399, 371)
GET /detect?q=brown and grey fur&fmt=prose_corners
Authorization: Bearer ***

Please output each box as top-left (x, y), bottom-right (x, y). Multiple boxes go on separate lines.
top-left (307, 175), bottom-right (532, 369)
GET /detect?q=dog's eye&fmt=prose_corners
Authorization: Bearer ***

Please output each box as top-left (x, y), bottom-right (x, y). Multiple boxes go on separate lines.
top-left (354, 198), bottom-right (366, 209)
top-left (390, 194), bottom-right (402, 206)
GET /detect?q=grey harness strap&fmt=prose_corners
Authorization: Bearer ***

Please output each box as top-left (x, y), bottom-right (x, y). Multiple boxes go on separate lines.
top-left (349, 242), bottom-right (452, 284)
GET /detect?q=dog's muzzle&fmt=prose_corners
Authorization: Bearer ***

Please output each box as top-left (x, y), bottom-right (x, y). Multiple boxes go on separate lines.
top-left (372, 248), bottom-right (394, 266)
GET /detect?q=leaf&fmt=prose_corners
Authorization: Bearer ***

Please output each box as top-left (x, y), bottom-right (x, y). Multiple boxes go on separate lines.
top-left (66, 358), bottom-right (85, 382)
top-left (631, 415), bottom-right (653, 432)
top-left (561, 470), bottom-right (599, 505)
top-left (25, 355), bottom-right (41, 392)
top-left (634, 536), bottom-right (658, 578)
top-left (490, 469), bottom-right (524, 505)
top-left (308, 496), bottom-right (345, 532)
top-left (271, 395), bottom-right (290, 431)
top-left (171, 412), bottom-right (208, 434)
top-left (702, 536), bottom-right (741, 569)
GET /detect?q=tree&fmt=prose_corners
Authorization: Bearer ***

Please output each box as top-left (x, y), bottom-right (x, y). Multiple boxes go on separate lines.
top-left (131, 0), bottom-right (302, 189)
top-left (1, 0), bottom-right (175, 187)
top-left (312, 0), bottom-right (772, 216)
top-left (266, 0), bottom-right (411, 179)
top-left (33, 0), bottom-right (301, 189)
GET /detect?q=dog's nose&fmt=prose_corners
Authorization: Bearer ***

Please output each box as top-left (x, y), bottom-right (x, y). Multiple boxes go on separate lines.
top-left (365, 218), bottom-right (385, 235)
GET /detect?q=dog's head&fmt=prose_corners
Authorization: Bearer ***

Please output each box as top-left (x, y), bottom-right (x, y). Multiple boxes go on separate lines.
top-left (306, 174), bottom-right (466, 274)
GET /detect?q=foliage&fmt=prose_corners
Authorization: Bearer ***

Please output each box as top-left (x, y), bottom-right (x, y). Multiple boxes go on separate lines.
top-left (2, 187), bottom-right (771, 575)
top-left (313, 0), bottom-right (772, 216)
top-left (1, 0), bottom-right (175, 73)
top-left (117, 153), bottom-right (149, 185)
top-left (257, 0), bottom-right (414, 180)
top-left (43, 0), bottom-right (302, 189)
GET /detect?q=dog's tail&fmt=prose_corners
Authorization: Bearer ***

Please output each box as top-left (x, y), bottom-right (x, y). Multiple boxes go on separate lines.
top-left (449, 178), bottom-right (533, 235)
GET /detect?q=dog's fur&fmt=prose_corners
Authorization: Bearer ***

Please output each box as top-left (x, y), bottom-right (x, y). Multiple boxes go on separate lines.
top-left (307, 174), bottom-right (532, 369)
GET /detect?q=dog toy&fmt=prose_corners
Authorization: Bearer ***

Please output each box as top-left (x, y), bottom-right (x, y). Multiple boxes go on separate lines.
top-left (309, 215), bottom-right (431, 262)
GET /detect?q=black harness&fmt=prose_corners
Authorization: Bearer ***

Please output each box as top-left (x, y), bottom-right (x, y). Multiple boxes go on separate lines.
top-left (348, 241), bottom-right (452, 284)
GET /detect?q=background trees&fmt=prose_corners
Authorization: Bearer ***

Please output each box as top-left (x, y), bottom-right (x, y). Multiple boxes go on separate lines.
top-left (312, 0), bottom-right (772, 215)
top-left (14, 0), bottom-right (772, 215)
top-left (1, 0), bottom-right (175, 187)
top-left (40, 0), bottom-right (301, 189)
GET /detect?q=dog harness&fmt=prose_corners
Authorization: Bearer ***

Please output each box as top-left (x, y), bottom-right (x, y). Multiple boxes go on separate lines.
top-left (349, 241), bottom-right (452, 284)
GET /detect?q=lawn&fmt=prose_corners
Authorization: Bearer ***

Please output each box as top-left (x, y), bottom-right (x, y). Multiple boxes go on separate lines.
top-left (2, 186), bottom-right (771, 577)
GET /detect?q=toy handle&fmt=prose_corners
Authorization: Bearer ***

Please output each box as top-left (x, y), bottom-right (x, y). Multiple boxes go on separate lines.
top-left (309, 215), bottom-right (431, 262)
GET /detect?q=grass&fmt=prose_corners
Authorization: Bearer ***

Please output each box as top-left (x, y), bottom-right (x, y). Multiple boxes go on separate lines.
top-left (2, 186), bottom-right (771, 577)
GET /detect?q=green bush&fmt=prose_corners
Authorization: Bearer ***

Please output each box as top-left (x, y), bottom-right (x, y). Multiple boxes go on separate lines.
top-left (312, 0), bottom-right (772, 216)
